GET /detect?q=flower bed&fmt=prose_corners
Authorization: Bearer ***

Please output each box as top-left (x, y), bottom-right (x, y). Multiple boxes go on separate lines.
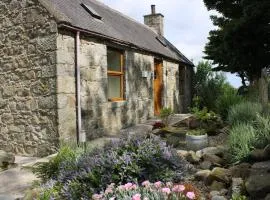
top-left (92, 181), bottom-right (199, 200)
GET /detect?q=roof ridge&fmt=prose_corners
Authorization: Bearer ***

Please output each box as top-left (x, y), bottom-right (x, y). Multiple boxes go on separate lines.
top-left (88, 0), bottom-right (158, 35)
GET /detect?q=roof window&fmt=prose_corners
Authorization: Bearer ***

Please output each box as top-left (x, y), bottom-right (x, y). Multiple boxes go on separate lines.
top-left (156, 36), bottom-right (167, 47)
top-left (81, 3), bottom-right (102, 20)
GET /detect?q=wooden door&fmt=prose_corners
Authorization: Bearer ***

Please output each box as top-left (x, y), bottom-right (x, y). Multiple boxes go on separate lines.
top-left (154, 59), bottom-right (163, 115)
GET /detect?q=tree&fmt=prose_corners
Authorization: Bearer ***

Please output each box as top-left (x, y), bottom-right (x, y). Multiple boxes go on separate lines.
top-left (193, 61), bottom-right (227, 112)
top-left (203, 0), bottom-right (270, 84)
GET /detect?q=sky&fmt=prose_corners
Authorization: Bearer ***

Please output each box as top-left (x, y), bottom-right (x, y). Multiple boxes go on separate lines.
top-left (101, 0), bottom-right (242, 87)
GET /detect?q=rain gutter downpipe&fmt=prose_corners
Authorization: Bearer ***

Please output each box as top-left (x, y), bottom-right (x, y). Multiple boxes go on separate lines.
top-left (75, 31), bottom-right (85, 144)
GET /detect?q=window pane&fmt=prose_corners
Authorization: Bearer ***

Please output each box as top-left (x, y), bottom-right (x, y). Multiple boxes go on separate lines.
top-left (108, 76), bottom-right (121, 99)
top-left (107, 49), bottom-right (121, 71)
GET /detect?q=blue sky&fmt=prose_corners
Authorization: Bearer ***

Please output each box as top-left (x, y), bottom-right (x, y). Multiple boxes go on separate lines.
top-left (101, 0), bottom-right (242, 87)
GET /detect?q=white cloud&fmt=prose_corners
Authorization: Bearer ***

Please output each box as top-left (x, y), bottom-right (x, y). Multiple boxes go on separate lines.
top-left (101, 0), bottom-right (242, 87)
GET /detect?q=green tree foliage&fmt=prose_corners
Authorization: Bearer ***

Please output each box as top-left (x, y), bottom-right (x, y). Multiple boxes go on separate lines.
top-left (203, 0), bottom-right (270, 83)
top-left (193, 61), bottom-right (227, 112)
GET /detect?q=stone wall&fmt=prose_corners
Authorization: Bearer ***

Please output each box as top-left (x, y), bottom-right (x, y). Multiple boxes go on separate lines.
top-left (56, 30), bottom-right (77, 142)
top-left (163, 60), bottom-right (181, 113)
top-left (56, 32), bottom-right (188, 138)
top-left (0, 0), bottom-right (59, 156)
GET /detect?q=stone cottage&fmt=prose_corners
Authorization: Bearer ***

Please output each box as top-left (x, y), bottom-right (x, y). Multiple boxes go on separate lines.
top-left (0, 0), bottom-right (194, 156)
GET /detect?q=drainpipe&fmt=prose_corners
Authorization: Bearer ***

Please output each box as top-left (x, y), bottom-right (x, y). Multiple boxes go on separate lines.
top-left (75, 31), bottom-right (85, 144)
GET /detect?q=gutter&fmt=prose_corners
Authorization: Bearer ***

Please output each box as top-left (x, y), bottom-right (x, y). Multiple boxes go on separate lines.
top-left (58, 23), bottom-right (193, 67)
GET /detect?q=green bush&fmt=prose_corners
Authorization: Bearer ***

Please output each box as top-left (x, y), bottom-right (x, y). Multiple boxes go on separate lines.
top-left (216, 85), bottom-right (244, 119)
top-left (228, 123), bottom-right (256, 163)
top-left (33, 145), bottom-right (81, 182)
top-left (227, 102), bottom-right (262, 125)
top-left (193, 61), bottom-right (228, 112)
top-left (37, 134), bottom-right (188, 199)
top-left (253, 114), bottom-right (270, 148)
top-left (160, 107), bottom-right (173, 127)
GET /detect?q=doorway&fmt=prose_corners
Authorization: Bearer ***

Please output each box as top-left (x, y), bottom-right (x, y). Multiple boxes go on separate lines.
top-left (154, 59), bottom-right (163, 115)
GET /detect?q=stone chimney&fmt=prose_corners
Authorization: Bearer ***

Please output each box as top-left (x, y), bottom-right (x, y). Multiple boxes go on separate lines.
top-left (144, 5), bottom-right (164, 36)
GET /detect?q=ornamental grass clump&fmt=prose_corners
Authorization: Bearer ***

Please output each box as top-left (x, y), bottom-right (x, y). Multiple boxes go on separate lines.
top-left (228, 123), bottom-right (256, 163)
top-left (227, 101), bottom-right (262, 125)
top-left (36, 134), bottom-right (189, 199)
top-left (92, 181), bottom-right (199, 200)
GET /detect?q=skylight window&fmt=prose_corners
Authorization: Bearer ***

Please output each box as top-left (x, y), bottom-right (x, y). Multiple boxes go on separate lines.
top-left (81, 3), bottom-right (102, 20)
top-left (156, 36), bottom-right (167, 47)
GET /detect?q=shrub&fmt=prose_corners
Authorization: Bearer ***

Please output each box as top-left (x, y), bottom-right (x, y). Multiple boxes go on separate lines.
top-left (216, 86), bottom-right (244, 119)
top-left (228, 123), bottom-right (256, 163)
top-left (253, 114), bottom-right (270, 148)
top-left (193, 61), bottom-right (228, 112)
top-left (160, 107), bottom-right (173, 127)
top-left (227, 102), bottom-right (262, 125)
top-left (39, 134), bottom-right (188, 199)
top-left (33, 145), bottom-right (81, 182)
top-left (186, 129), bottom-right (206, 136)
top-left (93, 181), bottom-right (199, 200)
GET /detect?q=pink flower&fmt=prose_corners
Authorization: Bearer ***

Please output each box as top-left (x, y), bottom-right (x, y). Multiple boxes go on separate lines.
top-left (92, 194), bottom-right (103, 200)
top-left (142, 180), bottom-right (151, 187)
top-left (161, 187), bottom-right (171, 194)
top-left (186, 191), bottom-right (196, 199)
top-left (132, 193), bottom-right (141, 200)
top-left (172, 185), bottom-right (185, 192)
top-left (154, 181), bottom-right (162, 188)
top-left (124, 182), bottom-right (133, 189)
top-left (105, 187), bottom-right (113, 194)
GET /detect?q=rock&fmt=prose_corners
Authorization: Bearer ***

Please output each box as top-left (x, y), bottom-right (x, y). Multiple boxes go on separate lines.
top-left (198, 146), bottom-right (224, 157)
top-left (263, 144), bottom-right (270, 158)
top-left (0, 150), bottom-right (15, 168)
top-left (265, 193), bottom-right (270, 200)
top-left (210, 191), bottom-right (221, 197)
top-left (200, 160), bottom-right (212, 170)
top-left (220, 189), bottom-right (228, 196)
top-left (177, 150), bottom-right (189, 158)
top-left (211, 195), bottom-right (227, 200)
top-left (231, 178), bottom-right (245, 196)
top-left (203, 153), bottom-right (224, 166)
top-left (250, 149), bottom-right (268, 161)
top-left (251, 160), bottom-right (270, 171)
top-left (210, 180), bottom-right (227, 191)
top-left (245, 174), bottom-right (270, 198)
top-left (209, 167), bottom-right (231, 185)
top-left (195, 170), bottom-right (211, 182)
top-left (229, 163), bottom-right (251, 179)
top-left (186, 151), bottom-right (200, 164)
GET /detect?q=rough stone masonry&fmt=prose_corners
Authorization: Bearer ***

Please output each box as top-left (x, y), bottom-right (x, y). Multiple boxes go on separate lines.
top-left (0, 0), bottom-right (59, 156)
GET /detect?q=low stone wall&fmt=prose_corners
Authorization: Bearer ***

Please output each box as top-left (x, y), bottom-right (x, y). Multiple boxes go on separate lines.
top-left (0, 0), bottom-right (59, 156)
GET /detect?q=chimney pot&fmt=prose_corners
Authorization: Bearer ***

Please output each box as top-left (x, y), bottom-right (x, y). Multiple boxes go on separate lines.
top-left (144, 5), bottom-right (164, 36)
top-left (151, 5), bottom-right (156, 14)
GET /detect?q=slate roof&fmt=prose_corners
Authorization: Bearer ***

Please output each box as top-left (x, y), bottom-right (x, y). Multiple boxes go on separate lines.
top-left (39, 0), bottom-right (194, 66)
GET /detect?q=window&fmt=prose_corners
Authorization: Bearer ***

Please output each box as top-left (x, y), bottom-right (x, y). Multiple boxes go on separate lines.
top-left (107, 48), bottom-right (124, 101)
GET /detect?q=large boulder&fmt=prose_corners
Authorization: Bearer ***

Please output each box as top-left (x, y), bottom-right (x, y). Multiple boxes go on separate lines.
top-left (229, 163), bottom-right (251, 179)
top-left (0, 150), bottom-right (15, 168)
top-left (203, 153), bottom-right (225, 166)
top-left (197, 146), bottom-right (224, 157)
top-left (210, 180), bottom-right (227, 191)
top-left (245, 174), bottom-right (270, 199)
top-left (208, 167), bottom-right (231, 185)
top-left (250, 149), bottom-right (268, 161)
top-left (195, 169), bottom-right (211, 182)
